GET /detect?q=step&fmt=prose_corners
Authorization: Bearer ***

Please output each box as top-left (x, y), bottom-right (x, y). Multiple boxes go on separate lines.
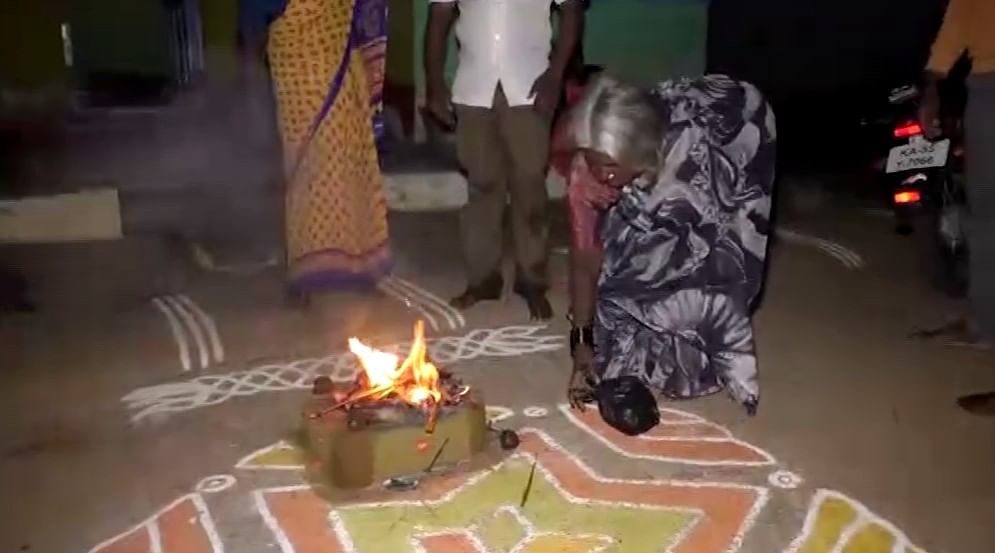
top-left (384, 170), bottom-right (567, 212)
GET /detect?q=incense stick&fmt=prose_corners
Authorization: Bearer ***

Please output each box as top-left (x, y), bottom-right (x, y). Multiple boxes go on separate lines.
top-left (519, 460), bottom-right (537, 508)
top-left (425, 437), bottom-right (450, 473)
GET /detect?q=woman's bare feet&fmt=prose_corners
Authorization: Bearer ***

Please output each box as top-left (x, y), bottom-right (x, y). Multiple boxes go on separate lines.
top-left (450, 273), bottom-right (503, 310)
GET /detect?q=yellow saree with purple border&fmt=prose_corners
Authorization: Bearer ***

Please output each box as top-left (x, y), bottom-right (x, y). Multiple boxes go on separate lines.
top-left (267, 0), bottom-right (391, 291)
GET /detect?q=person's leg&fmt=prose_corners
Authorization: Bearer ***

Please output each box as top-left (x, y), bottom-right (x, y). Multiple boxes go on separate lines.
top-left (950, 74), bottom-right (995, 416)
top-left (452, 93), bottom-right (508, 307)
top-left (494, 86), bottom-right (553, 319)
top-left (965, 73), bottom-right (995, 342)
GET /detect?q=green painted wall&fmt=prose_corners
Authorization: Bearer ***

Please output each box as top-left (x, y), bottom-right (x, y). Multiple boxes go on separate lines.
top-left (411, 0), bottom-right (706, 97)
top-left (583, 0), bottom-right (705, 86)
top-left (412, 2), bottom-right (456, 98)
top-left (200, 0), bottom-right (240, 82)
top-left (195, 0), bottom-right (413, 87)
top-left (385, 0), bottom-right (416, 87)
top-left (70, 0), bottom-right (173, 78)
top-left (0, 0), bottom-right (704, 110)
top-left (0, 1), bottom-right (68, 92)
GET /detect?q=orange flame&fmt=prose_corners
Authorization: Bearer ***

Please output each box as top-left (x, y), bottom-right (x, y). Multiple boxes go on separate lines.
top-left (348, 320), bottom-right (442, 407)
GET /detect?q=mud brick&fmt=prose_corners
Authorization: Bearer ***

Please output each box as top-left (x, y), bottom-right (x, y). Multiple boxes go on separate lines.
top-left (302, 392), bottom-right (487, 489)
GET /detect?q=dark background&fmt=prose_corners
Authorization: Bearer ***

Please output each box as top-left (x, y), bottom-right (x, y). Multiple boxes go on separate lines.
top-left (707, 0), bottom-right (949, 171)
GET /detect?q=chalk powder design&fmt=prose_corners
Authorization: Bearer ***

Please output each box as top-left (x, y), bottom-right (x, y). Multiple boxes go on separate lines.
top-left (88, 407), bottom-right (931, 553)
top-left (122, 325), bottom-right (563, 423)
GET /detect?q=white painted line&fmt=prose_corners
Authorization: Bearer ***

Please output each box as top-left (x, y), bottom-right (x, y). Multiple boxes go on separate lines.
top-left (152, 297), bottom-right (192, 372)
top-left (410, 527), bottom-right (488, 553)
top-left (775, 228), bottom-right (865, 270)
top-left (235, 441), bottom-right (304, 471)
top-left (558, 403), bottom-right (777, 467)
top-left (329, 511), bottom-right (362, 553)
top-left (163, 296), bottom-right (210, 370)
top-left (783, 489), bottom-right (928, 553)
top-left (387, 276), bottom-right (465, 329)
top-left (485, 405), bottom-right (515, 424)
top-left (191, 493), bottom-right (226, 553)
top-left (377, 279), bottom-right (440, 331)
top-left (767, 470), bottom-right (804, 489)
top-left (86, 493), bottom-right (224, 553)
top-left (178, 294), bottom-right (225, 364)
top-left (254, 489), bottom-right (299, 553)
top-left (829, 515), bottom-right (868, 553)
top-left (147, 521), bottom-right (163, 553)
top-left (523, 406), bottom-right (549, 418)
top-left (389, 276), bottom-right (464, 329)
top-left (810, 238), bottom-right (864, 268)
top-left (195, 474), bottom-right (237, 494)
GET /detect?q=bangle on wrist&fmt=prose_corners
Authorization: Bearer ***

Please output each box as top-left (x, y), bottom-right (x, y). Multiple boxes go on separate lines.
top-left (569, 325), bottom-right (594, 357)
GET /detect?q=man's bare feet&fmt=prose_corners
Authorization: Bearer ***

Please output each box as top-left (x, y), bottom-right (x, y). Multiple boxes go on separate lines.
top-left (513, 281), bottom-right (553, 321)
top-left (450, 273), bottom-right (503, 310)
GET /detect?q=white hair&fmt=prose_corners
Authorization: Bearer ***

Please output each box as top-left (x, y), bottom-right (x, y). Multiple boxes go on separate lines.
top-left (570, 74), bottom-right (665, 171)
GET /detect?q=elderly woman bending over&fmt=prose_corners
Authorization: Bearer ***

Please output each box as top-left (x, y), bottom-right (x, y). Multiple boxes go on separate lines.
top-left (562, 75), bottom-right (776, 434)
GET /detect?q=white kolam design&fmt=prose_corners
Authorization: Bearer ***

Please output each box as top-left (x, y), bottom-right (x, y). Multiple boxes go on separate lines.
top-left (378, 276), bottom-right (466, 331)
top-left (767, 470), bottom-right (804, 490)
top-left (522, 406), bottom-right (549, 418)
top-left (195, 474), bottom-right (237, 494)
top-left (123, 325), bottom-right (563, 423)
top-left (152, 294), bottom-right (225, 372)
top-left (775, 228), bottom-right (865, 270)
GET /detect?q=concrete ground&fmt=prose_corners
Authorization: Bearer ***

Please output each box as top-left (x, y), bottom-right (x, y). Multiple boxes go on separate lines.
top-left (1, 194), bottom-right (994, 553)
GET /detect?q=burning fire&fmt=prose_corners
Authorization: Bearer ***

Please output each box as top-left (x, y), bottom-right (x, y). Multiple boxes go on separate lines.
top-left (348, 320), bottom-right (442, 407)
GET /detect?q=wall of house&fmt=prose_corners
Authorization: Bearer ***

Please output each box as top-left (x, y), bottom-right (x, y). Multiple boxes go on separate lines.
top-left (584, 0), bottom-right (705, 85)
top-left (69, 0), bottom-right (173, 79)
top-left (200, 0), bottom-right (240, 83)
top-left (410, 0), bottom-right (707, 97)
top-left (1, 0), bottom-right (705, 122)
top-left (0, 1), bottom-right (68, 97)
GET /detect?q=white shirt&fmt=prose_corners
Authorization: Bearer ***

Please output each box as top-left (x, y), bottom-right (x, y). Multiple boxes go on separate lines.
top-left (430, 0), bottom-right (567, 108)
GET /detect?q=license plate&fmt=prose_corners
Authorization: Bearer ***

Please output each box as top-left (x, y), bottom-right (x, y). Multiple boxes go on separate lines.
top-left (886, 137), bottom-right (950, 173)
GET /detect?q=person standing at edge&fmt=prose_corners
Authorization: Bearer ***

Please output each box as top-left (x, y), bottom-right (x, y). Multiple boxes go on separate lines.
top-left (919, 0), bottom-right (995, 415)
top-left (423, 0), bottom-right (583, 320)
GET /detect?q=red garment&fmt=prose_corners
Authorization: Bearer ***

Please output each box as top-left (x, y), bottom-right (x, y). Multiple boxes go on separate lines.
top-left (551, 77), bottom-right (614, 255)
top-left (566, 153), bottom-right (604, 253)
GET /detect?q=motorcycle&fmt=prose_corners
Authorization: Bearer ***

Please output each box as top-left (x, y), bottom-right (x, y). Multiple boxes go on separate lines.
top-left (875, 84), bottom-right (968, 297)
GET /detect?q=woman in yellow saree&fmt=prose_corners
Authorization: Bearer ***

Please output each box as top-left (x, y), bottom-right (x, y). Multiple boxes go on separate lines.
top-left (239, 0), bottom-right (391, 302)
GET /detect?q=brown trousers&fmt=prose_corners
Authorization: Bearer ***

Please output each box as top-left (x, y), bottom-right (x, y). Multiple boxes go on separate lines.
top-left (454, 85), bottom-right (551, 289)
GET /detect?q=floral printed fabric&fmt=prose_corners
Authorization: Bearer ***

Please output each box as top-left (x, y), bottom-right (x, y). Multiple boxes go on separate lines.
top-left (594, 75), bottom-right (776, 410)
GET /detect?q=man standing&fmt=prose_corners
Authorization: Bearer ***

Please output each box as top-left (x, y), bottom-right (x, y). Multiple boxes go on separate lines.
top-left (920, 0), bottom-right (995, 415)
top-left (424, 0), bottom-right (583, 320)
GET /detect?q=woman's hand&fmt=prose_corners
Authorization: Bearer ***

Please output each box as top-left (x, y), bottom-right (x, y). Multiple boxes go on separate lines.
top-left (569, 161), bottom-right (621, 209)
top-left (919, 75), bottom-right (942, 139)
top-left (567, 344), bottom-right (597, 410)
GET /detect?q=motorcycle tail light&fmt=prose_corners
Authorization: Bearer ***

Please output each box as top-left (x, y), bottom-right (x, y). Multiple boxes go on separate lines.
top-left (894, 190), bottom-right (922, 204)
top-left (894, 121), bottom-right (923, 138)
